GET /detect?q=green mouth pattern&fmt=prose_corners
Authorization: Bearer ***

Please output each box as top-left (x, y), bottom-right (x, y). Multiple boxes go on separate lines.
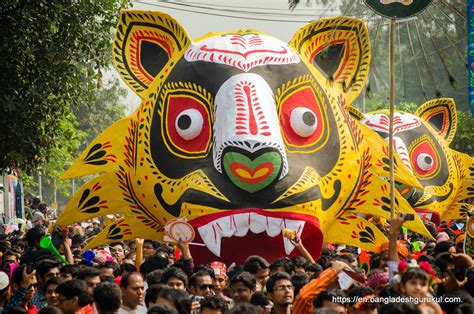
top-left (223, 151), bottom-right (282, 193)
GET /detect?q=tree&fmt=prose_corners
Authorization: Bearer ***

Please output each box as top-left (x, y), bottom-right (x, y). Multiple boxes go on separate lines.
top-left (24, 80), bottom-right (127, 206)
top-left (0, 0), bottom-right (130, 173)
top-left (288, 0), bottom-right (468, 110)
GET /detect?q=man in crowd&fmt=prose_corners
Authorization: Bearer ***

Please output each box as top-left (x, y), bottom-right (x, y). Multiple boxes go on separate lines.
top-left (160, 267), bottom-right (188, 291)
top-left (119, 273), bottom-right (146, 314)
top-left (94, 282), bottom-right (122, 314)
top-left (266, 272), bottom-right (294, 314)
top-left (230, 271), bottom-right (256, 304)
top-left (243, 256), bottom-right (270, 291)
top-left (189, 270), bottom-right (215, 298)
top-left (56, 279), bottom-right (91, 314)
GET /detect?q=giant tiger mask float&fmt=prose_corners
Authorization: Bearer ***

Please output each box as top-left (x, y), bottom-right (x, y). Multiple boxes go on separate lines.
top-left (350, 99), bottom-right (474, 226)
top-left (58, 11), bottom-right (432, 264)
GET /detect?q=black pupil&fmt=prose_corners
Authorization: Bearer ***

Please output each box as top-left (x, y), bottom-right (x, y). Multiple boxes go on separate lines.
top-left (424, 155), bottom-right (433, 165)
top-left (302, 111), bottom-right (316, 126)
top-left (177, 114), bottom-right (192, 130)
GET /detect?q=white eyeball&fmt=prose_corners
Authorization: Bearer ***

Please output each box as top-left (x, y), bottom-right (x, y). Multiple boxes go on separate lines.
top-left (290, 107), bottom-right (317, 138)
top-left (416, 153), bottom-right (434, 171)
top-left (175, 109), bottom-right (203, 140)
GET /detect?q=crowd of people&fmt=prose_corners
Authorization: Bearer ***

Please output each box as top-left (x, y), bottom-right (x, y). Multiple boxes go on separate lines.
top-left (0, 198), bottom-right (472, 314)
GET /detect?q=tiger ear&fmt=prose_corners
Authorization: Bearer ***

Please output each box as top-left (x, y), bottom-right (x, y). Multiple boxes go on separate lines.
top-left (113, 10), bottom-right (191, 97)
top-left (289, 17), bottom-right (370, 104)
top-left (415, 98), bottom-right (457, 145)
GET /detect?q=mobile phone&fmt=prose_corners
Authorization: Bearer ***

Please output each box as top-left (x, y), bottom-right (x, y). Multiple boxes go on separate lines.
top-left (192, 295), bottom-right (205, 302)
top-left (404, 214), bottom-right (415, 221)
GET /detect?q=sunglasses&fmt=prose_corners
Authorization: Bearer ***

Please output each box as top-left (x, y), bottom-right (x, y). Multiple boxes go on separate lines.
top-left (198, 284), bottom-right (215, 290)
top-left (28, 284), bottom-right (38, 289)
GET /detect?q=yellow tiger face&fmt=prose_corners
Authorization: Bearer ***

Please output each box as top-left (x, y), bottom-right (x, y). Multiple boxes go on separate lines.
top-left (357, 99), bottom-right (474, 224)
top-left (58, 10), bottom-right (430, 264)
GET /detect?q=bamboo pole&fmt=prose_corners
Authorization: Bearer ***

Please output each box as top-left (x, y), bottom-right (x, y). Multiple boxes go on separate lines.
top-left (389, 19), bottom-right (396, 219)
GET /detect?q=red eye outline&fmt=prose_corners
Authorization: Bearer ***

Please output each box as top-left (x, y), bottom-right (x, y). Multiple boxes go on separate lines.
top-left (164, 94), bottom-right (212, 158)
top-left (409, 137), bottom-right (440, 179)
top-left (278, 86), bottom-right (329, 152)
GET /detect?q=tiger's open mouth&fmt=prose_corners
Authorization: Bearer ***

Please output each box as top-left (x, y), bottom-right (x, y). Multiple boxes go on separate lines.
top-left (187, 208), bottom-right (322, 264)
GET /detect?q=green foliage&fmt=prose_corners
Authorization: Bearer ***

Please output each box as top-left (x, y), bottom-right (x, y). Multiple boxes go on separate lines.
top-left (450, 110), bottom-right (474, 156)
top-left (0, 0), bottom-right (129, 173)
top-left (289, 1), bottom-right (468, 110)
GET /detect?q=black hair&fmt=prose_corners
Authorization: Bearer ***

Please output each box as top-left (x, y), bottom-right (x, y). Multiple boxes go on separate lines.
top-left (35, 259), bottom-right (60, 278)
top-left (434, 252), bottom-right (453, 274)
top-left (189, 270), bottom-right (213, 287)
top-left (200, 295), bottom-right (228, 311)
top-left (440, 289), bottom-right (474, 314)
top-left (120, 272), bottom-right (143, 288)
top-left (291, 256), bottom-right (308, 270)
top-left (147, 304), bottom-right (178, 314)
top-left (38, 306), bottom-right (62, 314)
top-left (144, 284), bottom-right (168, 308)
top-left (140, 255), bottom-right (168, 276)
top-left (99, 276), bottom-right (115, 283)
top-left (452, 304), bottom-right (474, 314)
top-left (2, 250), bottom-right (20, 261)
top-left (12, 265), bottom-right (27, 285)
top-left (346, 284), bottom-right (374, 307)
top-left (228, 303), bottom-right (260, 314)
top-left (266, 271), bottom-right (291, 292)
top-left (400, 268), bottom-right (430, 287)
top-left (60, 264), bottom-right (80, 278)
top-left (78, 266), bottom-right (100, 280)
top-left (157, 287), bottom-right (191, 314)
top-left (143, 240), bottom-right (160, 249)
top-left (434, 240), bottom-right (455, 255)
top-left (56, 279), bottom-right (91, 307)
top-left (119, 263), bottom-right (136, 276)
top-left (25, 227), bottom-right (44, 248)
top-left (146, 269), bottom-right (165, 286)
top-left (269, 257), bottom-right (295, 275)
top-left (109, 242), bottom-right (125, 249)
top-left (229, 271), bottom-right (256, 291)
top-left (161, 267), bottom-right (188, 286)
top-left (99, 261), bottom-right (120, 277)
top-left (369, 253), bottom-right (381, 270)
top-left (379, 302), bottom-right (421, 314)
top-left (291, 272), bottom-right (309, 296)
top-left (227, 265), bottom-right (244, 281)
top-left (192, 265), bottom-right (215, 279)
top-left (156, 244), bottom-right (174, 256)
top-left (337, 253), bottom-right (357, 266)
top-left (250, 291), bottom-right (271, 307)
top-left (425, 224), bottom-right (437, 239)
top-left (93, 282), bottom-right (122, 313)
top-left (305, 263), bottom-right (323, 278)
top-left (243, 256), bottom-right (269, 275)
top-left (313, 289), bottom-right (346, 308)
top-left (3, 308), bottom-right (27, 314)
top-left (44, 277), bottom-right (65, 290)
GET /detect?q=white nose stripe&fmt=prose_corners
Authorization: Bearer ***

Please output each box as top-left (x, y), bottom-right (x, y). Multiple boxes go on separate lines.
top-left (213, 73), bottom-right (288, 179)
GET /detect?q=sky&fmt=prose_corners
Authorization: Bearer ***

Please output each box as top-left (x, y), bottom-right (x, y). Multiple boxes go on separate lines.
top-left (114, 0), bottom-right (342, 112)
